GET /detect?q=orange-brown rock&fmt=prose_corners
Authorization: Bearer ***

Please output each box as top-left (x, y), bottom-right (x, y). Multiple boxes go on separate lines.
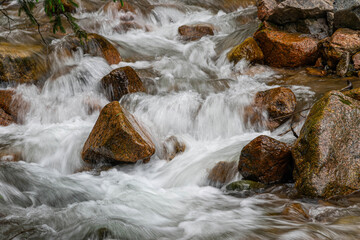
top-left (0, 108), bottom-right (14, 126)
top-left (227, 37), bottom-right (264, 64)
top-left (344, 88), bottom-right (360, 101)
top-left (353, 52), bottom-right (360, 70)
top-left (101, 66), bottom-right (145, 101)
top-left (0, 90), bottom-right (29, 124)
top-left (163, 136), bottom-right (186, 161)
top-left (245, 87), bottom-right (297, 130)
top-left (282, 203), bottom-right (310, 221)
top-left (0, 43), bottom-right (48, 84)
top-left (0, 151), bottom-right (21, 162)
top-left (208, 161), bottom-right (238, 187)
top-left (103, 1), bottom-right (135, 13)
top-left (61, 0), bottom-right (77, 13)
top-left (254, 28), bottom-right (319, 67)
top-left (238, 135), bottom-right (293, 184)
top-left (82, 101), bottom-right (155, 165)
top-left (178, 24), bottom-right (214, 41)
top-left (306, 67), bottom-right (327, 77)
top-left (321, 28), bottom-right (360, 68)
top-left (65, 33), bottom-right (121, 65)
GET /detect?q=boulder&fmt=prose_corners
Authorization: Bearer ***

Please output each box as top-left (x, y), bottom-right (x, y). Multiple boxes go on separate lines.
top-left (82, 101), bottom-right (155, 164)
top-left (352, 51), bottom-right (360, 70)
top-left (178, 24), bottom-right (214, 41)
top-left (257, 0), bottom-right (333, 25)
top-left (0, 108), bottom-right (14, 126)
top-left (208, 161), bottom-right (238, 186)
top-left (0, 90), bottom-right (29, 124)
top-left (281, 18), bottom-right (330, 39)
top-left (320, 28), bottom-right (360, 68)
top-left (65, 33), bottom-right (121, 65)
top-left (238, 135), bottom-right (293, 184)
top-left (0, 43), bottom-right (48, 84)
top-left (254, 28), bottom-right (319, 67)
top-left (100, 66), bottom-right (145, 101)
top-left (246, 87), bottom-right (297, 129)
top-left (292, 91), bottom-right (360, 198)
top-left (163, 136), bottom-right (186, 161)
top-left (226, 180), bottom-right (265, 191)
top-left (227, 37), bottom-right (264, 64)
top-left (334, 0), bottom-right (360, 30)
top-left (103, 1), bottom-right (135, 13)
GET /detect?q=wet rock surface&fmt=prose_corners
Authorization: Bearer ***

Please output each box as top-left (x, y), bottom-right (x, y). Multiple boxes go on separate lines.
top-left (178, 24), bottom-right (215, 41)
top-left (293, 91), bottom-right (360, 199)
top-left (100, 66), bottom-right (145, 101)
top-left (208, 161), bottom-right (238, 187)
top-left (334, 0), bottom-right (360, 30)
top-left (238, 135), bottom-right (293, 184)
top-left (163, 136), bottom-right (186, 161)
top-left (82, 101), bottom-right (155, 165)
top-left (0, 90), bottom-right (29, 124)
top-left (226, 180), bottom-right (266, 191)
top-left (227, 37), bottom-right (264, 64)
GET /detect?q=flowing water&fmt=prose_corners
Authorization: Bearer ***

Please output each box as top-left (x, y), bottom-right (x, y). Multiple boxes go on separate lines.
top-left (1, 0), bottom-right (360, 239)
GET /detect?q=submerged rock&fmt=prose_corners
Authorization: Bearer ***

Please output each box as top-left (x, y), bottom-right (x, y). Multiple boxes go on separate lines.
top-left (0, 90), bottom-right (29, 124)
top-left (334, 0), bottom-right (360, 30)
top-left (246, 87), bottom-right (297, 130)
top-left (282, 203), bottom-right (310, 221)
top-left (163, 136), bottom-right (186, 161)
top-left (226, 180), bottom-right (265, 191)
top-left (0, 43), bottom-right (48, 84)
top-left (100, 66), bottom-right (145, 101)
top-left (64, 33), bottom-right (121, 65)
top-left (227, 37), bottom-right (264, 64)
top-left (254, 28), bottom-right (319, 67)
top-left (238, 135), bottom-right (293, 184)
top-left (306, 67), bottom-right (327, 77)
top-left (81, 101), bottom-right (155, 165)
top-left (292, 91), bottom-right (360, 199)
top-left (208, 161), bottom-right (238, 187)
top-left (178, 24), bottom-right (214, 41)
top-left (257, 0), bottom-right (333, 25)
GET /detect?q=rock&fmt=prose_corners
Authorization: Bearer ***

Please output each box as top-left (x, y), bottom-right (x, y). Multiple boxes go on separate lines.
top-left (334, 0), bottom-right (360, 30)
top-left (178, 24), bottom-right (214, 41)
top-left (227, 37), bottom-right (264, 64)
top-left (103, 1), bottom-right (135, 13)
top-left (226, 180), bottom-right (265, 191)
top-left (82, 101), bottom-right (155, 165)
top-left (0, 90), bottom-right (29, 124)
top-left (100, 66), bottom-right (145, 101)
top-left (163, 136), bottom-right (186, 161)
top-left (0, 151), bottom-right (21, 162)
top-left (247, 87), bottom-right (297, 129)
top-left (223, 0), bottom-right (256, 12)
top-left (292, 91), bottom-right (360, 198)
top-left (282, 203), bottom-right (310, 221)
top-left (238, 135), bottom-right (293, 184)
top-left (321, 28), bottom-right (360, 68)
top-left (352, 52), bottom-right (360, 70)
top-left (336, 52), bottom-right (350, 77)
top-left (208, 161), bottom-right (238, 186)
top-left (65, 33), bottom-right (121, 65)
top-left (61, 0), bottom-right (77, 13)
top-left (344, 88), bottom-right (360, 101)
top-left (306, 67), bottom-right (327, 77)
top-left (254, 28), bottom-right (319, 67)
top-left (257, 0), bottom-right (333, 25)
top-left (282, 18), bottom-right (330, 39)
top-left (0, 108), bottom-right (14, 126)
top-left (0, 43), bottom-right (48, 84)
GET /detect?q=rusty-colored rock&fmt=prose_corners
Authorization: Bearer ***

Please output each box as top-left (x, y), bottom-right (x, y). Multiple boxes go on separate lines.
top-left (178, 24), bottom-right (214, 41)
top-left (0, 43), bottom-right (48, 84)
top-left (227, 37), bottom-right (264, 64)
top-left (0, 108), bottom-right (14, 126)
top-left (306, 67), bottom-right (327, 77)
top-left (254, 28), bottom-right (319, 67)
top-left (101, 66), bottom-right (145, 101)
top-left (352, 52), bottom-right (360, 70)
top-left (0, 90), bottom-right (29, 124)
top-left (238, 135), bottom-right (293, 184)
top-left (282, 203), bottom-right (310, 221)
top-left (246, 87), bottom-right (297, 130)
top-left (208, 161), bottom-right (238, 187)
top-left (163, 136), bottom-right (186, 161)
top-left (344, 88), bottom-right (360, 101)
top-left (292, 91), bottom-right (360, 199)
top-left (82, 101), bottom-right (155, 164)
top-left (103, 1), bottom-right (135, 13)
top-left (65, 33), bottom-right (121, 65)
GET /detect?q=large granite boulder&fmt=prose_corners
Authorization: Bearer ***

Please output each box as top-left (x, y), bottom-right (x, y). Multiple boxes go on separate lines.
top-left (257, 0), bottom-right (333, 25)
top-left (0, 43), bottom-right (48, 84)
top-left (334, 0), bottom-right (360, 30)
top-left (227, 37), bottom-right (264, 64)
top-left (82, 101), bottom-right (155, 164)
top-left (238, 135), bottom-right (293, 184)
top-left (178, 24), bottom-right (214, 41)
top-left (254, 28), bottom-right (319, 67)
top-left (292, 91), bottom-right (360, 199)
top-left (100, 66), bottom-right (145, 101)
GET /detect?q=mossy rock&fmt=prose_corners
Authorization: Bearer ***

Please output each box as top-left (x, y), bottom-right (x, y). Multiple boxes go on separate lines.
top-left (227, 37), bottom-right (264, 64)
top-left (226, 180), bottom-right (265, 191)
top-left (292, 91), bottom-right (360, 199)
